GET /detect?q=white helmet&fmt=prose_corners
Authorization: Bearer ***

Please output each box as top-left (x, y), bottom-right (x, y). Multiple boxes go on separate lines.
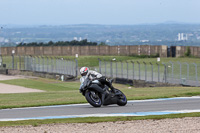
top-left (80, 67), bottom-right (89, 76)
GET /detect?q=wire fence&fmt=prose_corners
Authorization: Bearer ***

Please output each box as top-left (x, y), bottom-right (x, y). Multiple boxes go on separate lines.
top-left (0, 55), bottom-right (78, 77)
top-left (1, 55), bottom-right (199, 86)
top-left (98, 59), bottom-right (200, 87)
top-left (166, 61), bottom-right (200, 87)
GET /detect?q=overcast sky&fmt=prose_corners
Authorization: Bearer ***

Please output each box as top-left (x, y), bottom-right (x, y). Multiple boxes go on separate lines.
top-left (0, 0), bottom-right (200, 25)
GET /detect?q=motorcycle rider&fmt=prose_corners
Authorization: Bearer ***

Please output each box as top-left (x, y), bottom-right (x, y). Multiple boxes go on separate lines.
top-left (79, 67), bottom-right (116, 94)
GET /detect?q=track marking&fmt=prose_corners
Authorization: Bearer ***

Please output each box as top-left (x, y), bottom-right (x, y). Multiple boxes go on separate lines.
top-left (128, 96), bottom-right (200, 103)
top-left (1, 109), bottom-right (200, 121)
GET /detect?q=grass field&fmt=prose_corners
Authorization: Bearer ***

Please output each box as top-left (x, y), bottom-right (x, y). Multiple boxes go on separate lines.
top-left (0, 78), bottom-right (200, 109)
top-left (0, 75), bottom-right (200, 126)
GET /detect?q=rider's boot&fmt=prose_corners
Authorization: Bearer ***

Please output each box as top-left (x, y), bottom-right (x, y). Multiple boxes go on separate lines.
top-left (110, 86), bottom-right (116, 93)
top-left (107, 82), bottom-right (116, 93)
top-left (101, 93), bottom-right (105, 105)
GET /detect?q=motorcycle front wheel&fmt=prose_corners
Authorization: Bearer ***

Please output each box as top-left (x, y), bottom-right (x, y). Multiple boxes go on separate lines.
top-left (85, 90), bottom-right (102, 107)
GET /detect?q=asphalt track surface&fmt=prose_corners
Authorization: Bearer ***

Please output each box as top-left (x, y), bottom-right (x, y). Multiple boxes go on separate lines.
top-left (0, 97), bottom-right (200, 121)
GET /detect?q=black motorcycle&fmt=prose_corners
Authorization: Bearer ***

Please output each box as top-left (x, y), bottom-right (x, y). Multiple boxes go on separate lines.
top-left (80, 77), bottom-right (127, 107)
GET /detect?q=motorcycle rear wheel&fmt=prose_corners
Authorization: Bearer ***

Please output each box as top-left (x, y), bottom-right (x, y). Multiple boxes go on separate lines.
top-left (115, 89), bottom-right (127, 106)
top-left (85, 90), bottom-right (102, 107)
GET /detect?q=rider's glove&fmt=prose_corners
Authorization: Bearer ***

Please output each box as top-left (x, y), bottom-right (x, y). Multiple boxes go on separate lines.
top-left (79, 85), bottom-right (85, 93)
top-left (79, 87), bottom-right (83, 93)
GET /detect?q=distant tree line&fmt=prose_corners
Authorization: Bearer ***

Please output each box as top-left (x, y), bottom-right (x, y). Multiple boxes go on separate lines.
top-left (16, 39), bottom-right (99, 47)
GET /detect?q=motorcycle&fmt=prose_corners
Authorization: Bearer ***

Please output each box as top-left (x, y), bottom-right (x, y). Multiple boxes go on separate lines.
top-left (80, 76), bottom-right (127, 107)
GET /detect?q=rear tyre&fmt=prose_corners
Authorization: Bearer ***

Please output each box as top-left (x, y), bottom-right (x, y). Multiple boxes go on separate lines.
top-left (85, 90), bottom-right (102, 107)
top-left (115, 89), bottom-right (127, 106)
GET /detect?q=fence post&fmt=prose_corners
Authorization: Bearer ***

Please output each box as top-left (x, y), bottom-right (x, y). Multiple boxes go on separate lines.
top-left (120, 60), bottom-right (123, 78)
top-left (19, 55), bottom-right (21, 70)
top-left (110, 60), bottom-right (113, 78)
top-left (55, 57), bottom-right (58, 74)
top-left (12, 54), bottom-right (14, 69)
top-left (57, 58), bottom-right (60, 74)
top-left (193, 63), bottom-right (198, 87)
top-left (66, 58), bottom-right (69, 75)
top-left (183, 62), bottom-right (189, 84)
top-left (35, 56), bottom-right (38, 71)
top-left (31, 56), bottom-right (34, 71)
top-left (50, 57), bottom-right (53, 73)
top-left (0, 55), bottom-right (2, 67)
top-left (51, 57), bottom-right (54, 73)
top-left (150, 62), bottom-right (153, 82)
top-left (169, 61), bottom-right (174, 81)
top-left (103, 59), bottom-right (106, 76)
top-left (59, 58), bottom-right (62, 75)
top-left (30, 56), bottom-right (32, 71)
top-left (62, 58), bottom-right (65, 74)
top-left (143, 61), bottom-right (147, 81)
top-left (131, 61), bottom-right (134, 80)
top-left (46, 57), bottom-right (49, 73)
top-left (64, 58), bottom-right (67, 75)
top-left (137, 61), bottom-right (140, 80)
top-left (28, 56), bottom-right (31, 71)
top-left (42, 56), bottom-right (44, 72)
top-left (116, 61), bottom-right (118, 78)
top-left (34, 56), bottom-right (37, 71)
top-left (34, 56), bottom-right (36, 71)
top-left (156, 63), bottom-right (160, 82)
top-left (104, 59), bottom-right (106, 77)
top-left (24, 56), bottom-right (26, 70)
top-left (27, 56), bottom-right (29, 70)
top-left (177, 61), bottom-right (182, 83)
top-left (60, 58), bottom-right (63, 74)
top-left (126, 61), bottom-right (128, 79)
top-left (98, 58), bottom-right (101, 73)
top-left (69, 58), bottom-right (72, 75)
top-left (72, 59), bottom-right (75, 76)
top-left (75, 59), bottom-right (78, 77)
top-left (162, 63), bottom-right (167, 83)
top-left (70, 59), bottom-right (73, 75)
top-left (73, 59), bottom-right (75, 76)
top-left (37, 56), bottom-right (40, 72)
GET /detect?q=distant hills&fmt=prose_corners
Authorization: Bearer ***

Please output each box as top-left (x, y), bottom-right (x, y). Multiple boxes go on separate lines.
top-left (0, 24), bottom-right (200, 47)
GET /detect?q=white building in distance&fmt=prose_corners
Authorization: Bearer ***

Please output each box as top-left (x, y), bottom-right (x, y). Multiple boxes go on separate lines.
top-left (177, 33), bottom-right (188, 41)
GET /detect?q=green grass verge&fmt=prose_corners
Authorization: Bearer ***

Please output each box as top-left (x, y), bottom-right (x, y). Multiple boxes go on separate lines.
top-left (0, 112), bottom-right (200, 127)
top-left (0, 78), bottom-right (200, 109)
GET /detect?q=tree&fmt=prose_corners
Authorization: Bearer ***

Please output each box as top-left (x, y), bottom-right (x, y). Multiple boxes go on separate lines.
top-left (184, 46), bottom-right (191, 57)
top-left (98, 42), bottom-right (108, 46)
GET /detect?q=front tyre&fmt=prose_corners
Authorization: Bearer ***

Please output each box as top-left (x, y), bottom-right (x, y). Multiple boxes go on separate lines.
top-left (85, 90), bottom-right (102, 107)
top-left (115, 89), bottom-right (127, 106)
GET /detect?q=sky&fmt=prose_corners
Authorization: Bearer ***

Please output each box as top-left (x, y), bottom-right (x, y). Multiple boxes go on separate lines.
top-left (0, 0), bottom-right (200, 25)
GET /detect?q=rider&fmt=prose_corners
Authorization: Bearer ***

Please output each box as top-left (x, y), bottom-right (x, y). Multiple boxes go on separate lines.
top-left (79, 67), bottom-right (116, 93)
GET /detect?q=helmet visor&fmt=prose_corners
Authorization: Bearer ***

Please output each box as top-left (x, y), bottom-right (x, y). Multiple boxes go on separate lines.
top-left (81, 72), bottom-right (87, 76)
